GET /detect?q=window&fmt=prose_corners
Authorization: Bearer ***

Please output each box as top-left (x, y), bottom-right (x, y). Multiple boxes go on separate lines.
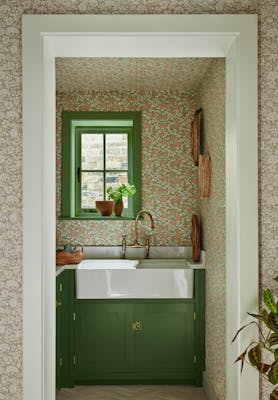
top-left (61, 112), bottom-right (141, 219)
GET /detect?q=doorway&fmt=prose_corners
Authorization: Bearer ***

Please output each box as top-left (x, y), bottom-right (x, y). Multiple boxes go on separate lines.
top-left (22, 14), bottom-right (258, 400)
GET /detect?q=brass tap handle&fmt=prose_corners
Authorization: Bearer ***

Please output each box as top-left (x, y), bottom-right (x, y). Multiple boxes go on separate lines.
top-left (122, 236), bottom-right (126, 259)
top-left (146, 238), bottom-right (150, 258)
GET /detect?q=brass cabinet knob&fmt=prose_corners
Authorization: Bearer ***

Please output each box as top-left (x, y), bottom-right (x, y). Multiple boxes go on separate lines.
top-left (132, 321), bottom-right (142, 331)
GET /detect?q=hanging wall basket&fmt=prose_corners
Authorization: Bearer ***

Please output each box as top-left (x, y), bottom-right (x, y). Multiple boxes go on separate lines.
top-left (191, 215), bottom-right (201, 262)
top-left (199, 154), bottom-right (212, 198)
top-left (190, 108), bottom-right (202, 166)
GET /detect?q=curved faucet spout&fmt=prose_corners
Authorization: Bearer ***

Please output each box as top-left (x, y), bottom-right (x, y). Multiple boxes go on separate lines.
top-left (134, 210), bottom-right (155, 244)
top-left (122, 210), bottom-right (155, 258)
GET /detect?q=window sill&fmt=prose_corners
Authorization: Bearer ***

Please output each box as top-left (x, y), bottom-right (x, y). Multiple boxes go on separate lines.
top-left (59, 216), bottom-right (135, 221)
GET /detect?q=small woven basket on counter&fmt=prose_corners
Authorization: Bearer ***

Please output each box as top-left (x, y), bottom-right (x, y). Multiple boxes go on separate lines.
top-left (56, 244), bottom-right (83, 265)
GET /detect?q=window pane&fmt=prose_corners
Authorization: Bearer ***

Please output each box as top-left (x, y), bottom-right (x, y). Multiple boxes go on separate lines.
top-left (105, 172), bottom-right (128, 207)
top-left (81, 134), bottom-right (103, 170)
top-left (81, 172), bottom-right (103, 208)
top-left (106, 134), bottom-right (128, 170)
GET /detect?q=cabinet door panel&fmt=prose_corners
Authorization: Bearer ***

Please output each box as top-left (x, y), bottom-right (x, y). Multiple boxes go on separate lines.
top-left (74, 303), bottom-right (133, 380)
top-left (56, 275), bottom-right (62, 388)
top-left (134, 303), bottom-right (195, 374)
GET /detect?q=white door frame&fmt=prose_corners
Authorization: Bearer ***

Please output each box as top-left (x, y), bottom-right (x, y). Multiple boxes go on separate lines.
top-left (22, 14), bottom-right (258, 400)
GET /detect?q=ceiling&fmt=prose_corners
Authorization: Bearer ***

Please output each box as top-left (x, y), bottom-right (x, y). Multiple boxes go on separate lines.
top-left (56, 58), bottom-right (215, 92)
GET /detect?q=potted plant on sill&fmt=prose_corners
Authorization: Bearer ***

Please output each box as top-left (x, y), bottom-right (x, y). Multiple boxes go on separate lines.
top-left (232, 277), bottom-right (278, 400)
top-left (107, 183), bottom-right (136, 217)
top-left (95, 200), bottom-right (114, 216)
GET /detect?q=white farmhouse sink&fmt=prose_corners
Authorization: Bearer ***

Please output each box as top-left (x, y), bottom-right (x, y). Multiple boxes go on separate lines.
top-left (75, 259), bottom-right (194, 299)
top-left (79, 259), bottom-right (139, 269)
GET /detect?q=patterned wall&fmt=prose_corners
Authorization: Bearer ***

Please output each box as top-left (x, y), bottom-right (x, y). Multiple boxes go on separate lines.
top-left (0, 2), bottom-right (277, 400)
top-left (56, 57), bottom-right (213, 92)
top-left (197, 59), bottom-right (226, 400)
top-left (56, 90), bottom-right (199, 247)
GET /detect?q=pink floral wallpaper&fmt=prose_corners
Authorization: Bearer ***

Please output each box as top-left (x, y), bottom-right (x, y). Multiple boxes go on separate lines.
top-left (56, 90), bottom-right (200, 247)
top-left (56, 57), bottom-right (213, 92)
top-left (0, 2), bottom-right (277, 400)
top-left (197, 59), bottom-right (226, 400)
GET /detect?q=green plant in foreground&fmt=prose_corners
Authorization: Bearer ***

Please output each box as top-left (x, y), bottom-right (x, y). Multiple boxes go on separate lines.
top-left (107, 183), bottom-right (136, 203)
top-left (232, 277), bottom-right (278, 400)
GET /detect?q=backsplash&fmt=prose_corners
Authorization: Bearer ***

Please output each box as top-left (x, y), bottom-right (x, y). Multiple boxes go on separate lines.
top-left (56, 90), bottom-right (199, 247)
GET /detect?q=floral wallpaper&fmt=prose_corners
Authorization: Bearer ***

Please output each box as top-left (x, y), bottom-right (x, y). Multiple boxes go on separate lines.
top-left (196, 59), bottom-right (226, 400)
top-left (56, 57), bottom-right (213, 93)
top-left (0, 1), bottom-right (277, 400)
top-left (56, 90), bottom-right (199, 247)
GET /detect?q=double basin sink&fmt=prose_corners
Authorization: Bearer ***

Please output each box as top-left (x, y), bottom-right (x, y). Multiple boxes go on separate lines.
top-left (76, 258), bottom-right (194, 299)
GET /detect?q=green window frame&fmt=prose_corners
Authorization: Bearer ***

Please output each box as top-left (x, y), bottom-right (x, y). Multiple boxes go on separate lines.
top-left (61, 112), bottom-right (141, 219)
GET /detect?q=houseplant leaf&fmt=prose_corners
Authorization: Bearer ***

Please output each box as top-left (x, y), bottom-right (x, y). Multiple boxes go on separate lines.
top-left (234, 279), bottom-right (277, 399)
top-left (267, 312), bottom-right (278, 333)
top-left (256, 362), bottom-right (271, 374)
top-left (248, 344), bottom-right (261, 367)
top-left (232, 322), bottom-right (258, 343)
top-left (269, 333), bottom-right (278, 347)
top-left (268, 360), bottom-right (278, 385)
top-left (264, 289), bottom-right (278, 314)
top-left (235, 350), bottom-right (248, 373)
top-left (270, 388), bottom-right (278, 400)
top-left (248, 312), bottom-right (264, 321)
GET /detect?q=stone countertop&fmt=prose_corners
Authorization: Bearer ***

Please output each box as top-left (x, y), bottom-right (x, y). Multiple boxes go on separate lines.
top-left (56, 247), bottom-right (205, 276)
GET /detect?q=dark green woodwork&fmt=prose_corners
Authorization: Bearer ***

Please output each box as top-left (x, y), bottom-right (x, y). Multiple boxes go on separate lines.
top-left (56, 270), bottom-right (75, 389)
top-left (56, 274), bottom-right (62, 389)
top-left (74, 302), bottom-right (134, 382)
top-left (61, 111), bottom-right (142, 219)
top-left (56, 269), bottom-right (205, 388)
top-left (134, 303), bottom-right (195, 375)
top-left (194, 269), bottom-right (206, 386)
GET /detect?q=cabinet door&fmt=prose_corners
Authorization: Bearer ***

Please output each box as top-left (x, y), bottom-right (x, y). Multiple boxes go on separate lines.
top-left (74, 302), bottom-right (134, 381)
top-left (56, 274), bottom-right (63, 389)
top-left (134, 302), bottom-right (195, 375)
top-left (56, 270), bottom-right (75, 389)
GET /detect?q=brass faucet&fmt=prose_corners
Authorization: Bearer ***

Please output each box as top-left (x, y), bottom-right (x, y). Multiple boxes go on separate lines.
top-left (122, 210), bottom-right (155, 258)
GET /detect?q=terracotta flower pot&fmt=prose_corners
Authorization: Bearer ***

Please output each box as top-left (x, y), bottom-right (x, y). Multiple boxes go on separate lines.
top-left (114, 199), bottom-right (124, 217)
top-left (95, 201), bottom-right (114, 216)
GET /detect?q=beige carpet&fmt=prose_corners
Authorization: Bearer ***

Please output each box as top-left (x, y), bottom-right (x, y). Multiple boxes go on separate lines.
top-left (56, 385), bottom-right (207, 400)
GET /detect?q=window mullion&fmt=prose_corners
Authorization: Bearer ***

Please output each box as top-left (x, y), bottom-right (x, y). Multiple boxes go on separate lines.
top-left (103, 133), bottom-right (106, 200)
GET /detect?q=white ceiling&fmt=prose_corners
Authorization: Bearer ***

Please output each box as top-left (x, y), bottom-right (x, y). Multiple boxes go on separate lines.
top-left (56, 58), bottom-right (215, 92)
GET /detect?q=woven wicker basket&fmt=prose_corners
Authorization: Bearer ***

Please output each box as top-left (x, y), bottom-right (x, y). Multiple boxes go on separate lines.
top-left (191, 215), bottom-right (201, 262)
top-left (190, 108), bottom-right (202, 166)
top-left (56, 244), bottom-right (83, 265)
top-left (199, 154), bottom-right (211, 198)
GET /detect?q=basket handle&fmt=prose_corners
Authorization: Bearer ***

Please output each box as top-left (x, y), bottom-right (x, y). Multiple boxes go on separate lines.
top-left (74, 244), bottom-right (83, 253)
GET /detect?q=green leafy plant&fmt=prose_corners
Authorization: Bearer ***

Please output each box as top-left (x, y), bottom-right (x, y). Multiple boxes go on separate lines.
top-left (232, 277), bottom-right (278, 400)
top-left (107, 183), bottom-right (136, 203)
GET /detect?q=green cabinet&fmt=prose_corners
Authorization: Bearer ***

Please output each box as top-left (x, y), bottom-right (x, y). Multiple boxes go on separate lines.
top-left (73, 298), bottom-right (204, 384)
top-left (74, 302), bottom-right (134, 382)
top-left (56, 270), bottom-right (75, 389)
top-left (56, 273), bottom-right (63, 389)
top-left (57, 269), bottom-right (205, 387)
top-left (134, 303), bottom-right (195, 378)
